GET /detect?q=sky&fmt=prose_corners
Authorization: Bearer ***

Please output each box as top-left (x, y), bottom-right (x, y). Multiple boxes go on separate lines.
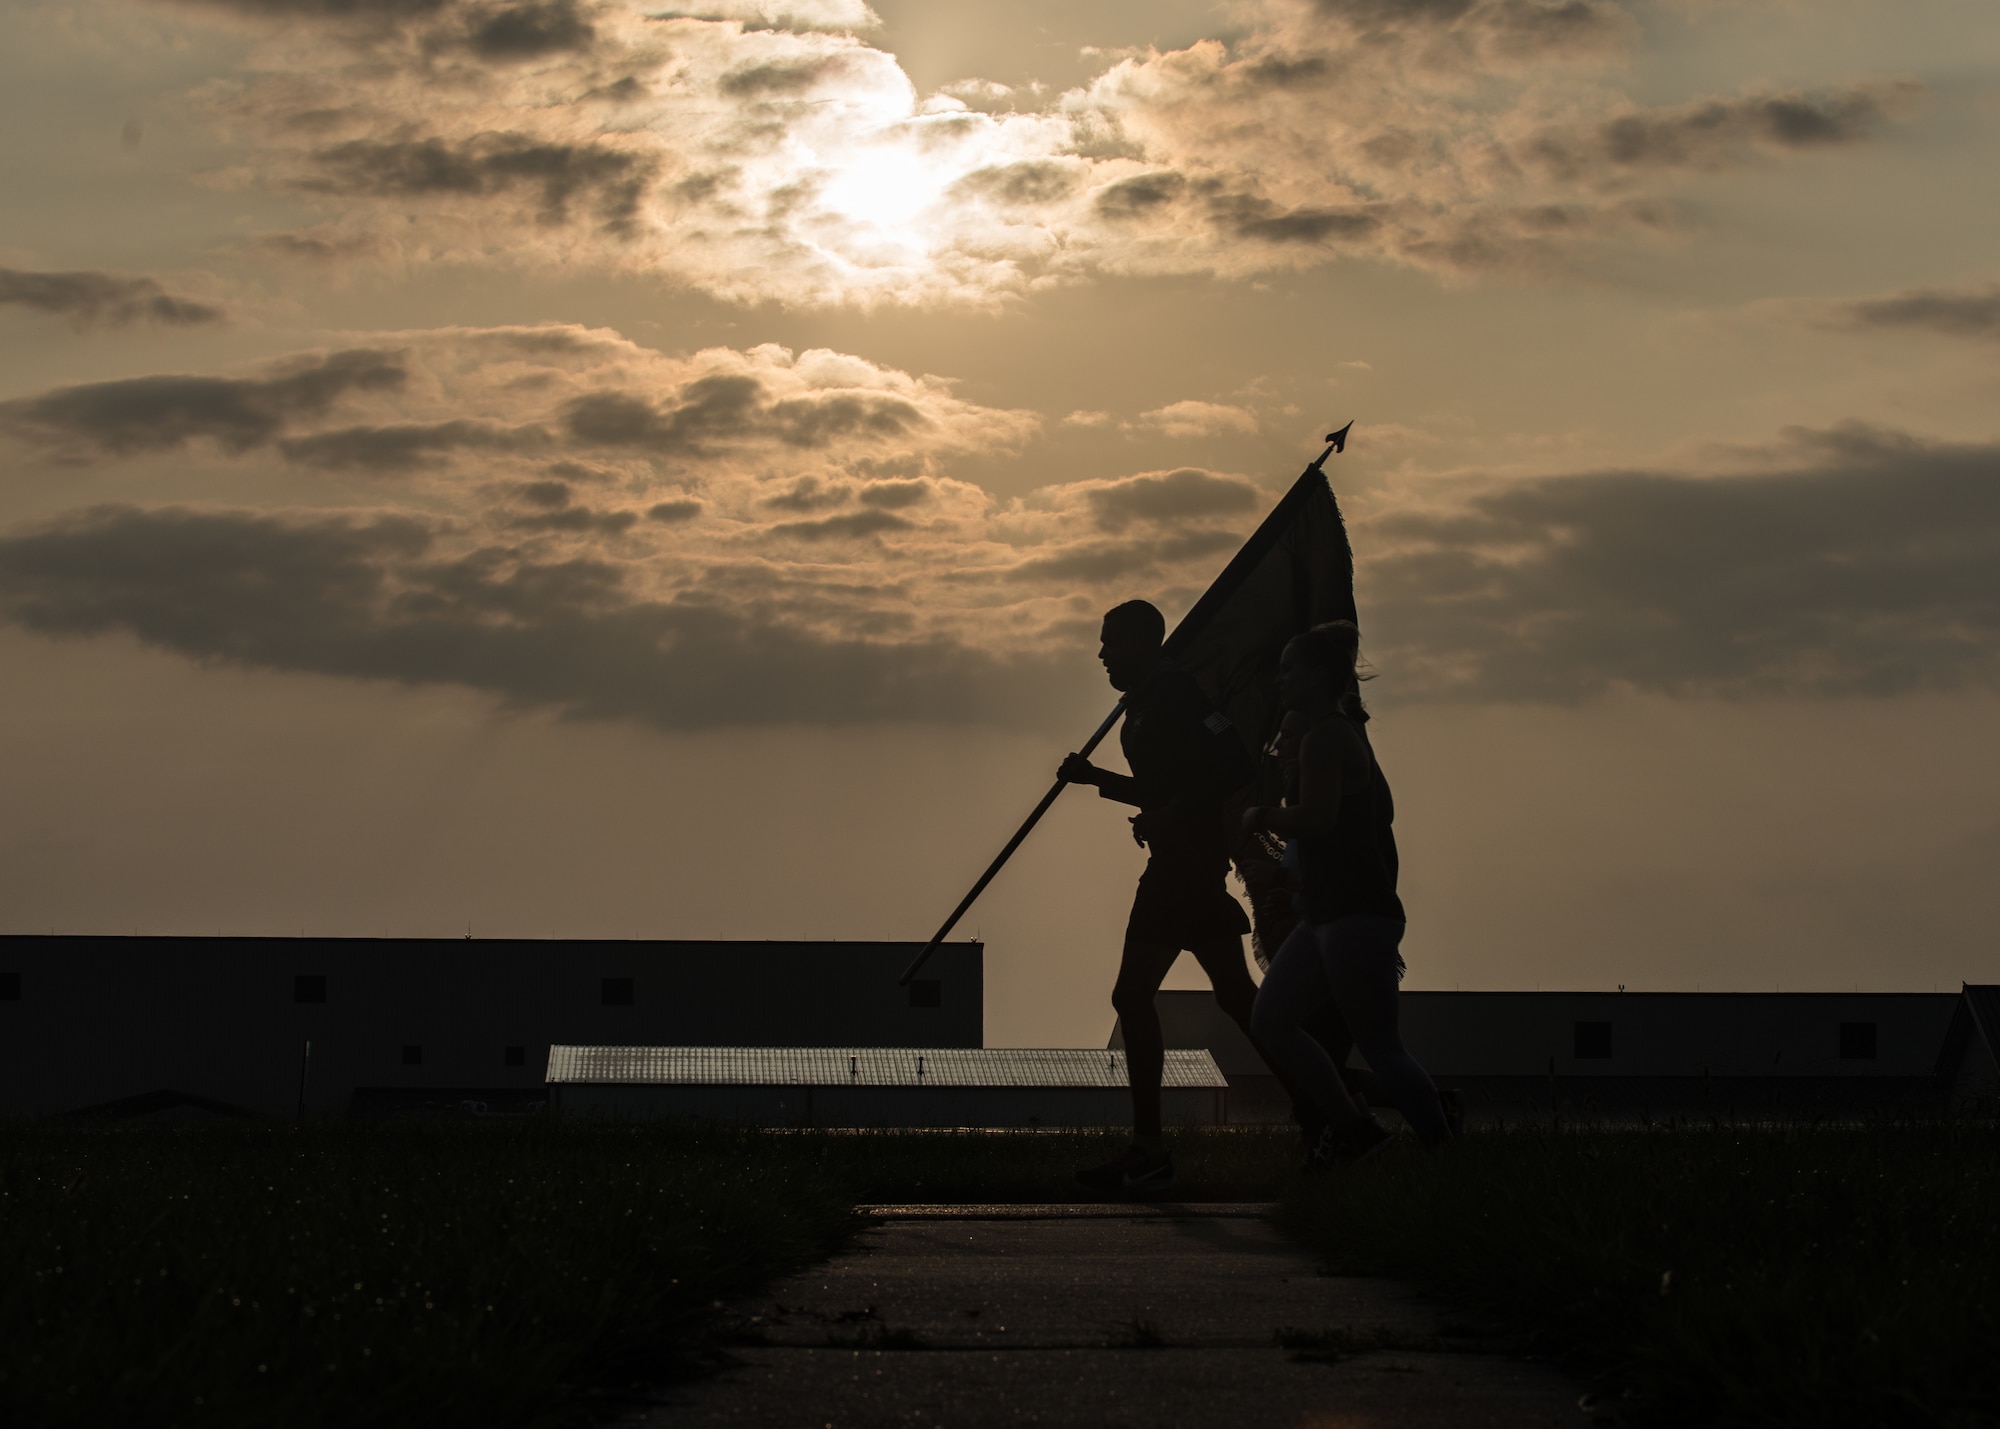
top-left (2, 0), bottom-right (1998, 1047)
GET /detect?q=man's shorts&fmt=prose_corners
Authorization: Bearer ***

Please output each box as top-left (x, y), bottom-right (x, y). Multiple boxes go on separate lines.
top-left (1125, 839), bottom-right (1252, 948)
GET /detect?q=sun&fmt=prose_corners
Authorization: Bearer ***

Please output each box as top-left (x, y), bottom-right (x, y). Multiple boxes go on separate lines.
top-left (819, 148), bottom-right (944, 230)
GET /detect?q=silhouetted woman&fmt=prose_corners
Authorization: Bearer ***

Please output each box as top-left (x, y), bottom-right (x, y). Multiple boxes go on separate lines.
top-left (1245, 621), bottom-right (1452, 1160)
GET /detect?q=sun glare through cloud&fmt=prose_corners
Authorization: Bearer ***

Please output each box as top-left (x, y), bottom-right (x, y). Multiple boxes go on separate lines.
top-left (155, 0), bottom-right (1923, 309)
top-left (819, 148), bottom-right (940, 229)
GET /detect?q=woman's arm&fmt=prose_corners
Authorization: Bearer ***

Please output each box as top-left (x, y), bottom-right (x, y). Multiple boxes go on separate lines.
top-left (1243, 724), bottom-right (1344, 838)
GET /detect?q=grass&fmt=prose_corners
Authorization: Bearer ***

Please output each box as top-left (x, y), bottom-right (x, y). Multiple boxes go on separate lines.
top-left (16, 1115), bottom-right (1992, 1429)
top-left (2, 1120), bottom-right (852, 1429)
top-left (1276, 1119), bottom-right (2000, 1429)
top-left (0, 1121), bottom-right (1293, 1429)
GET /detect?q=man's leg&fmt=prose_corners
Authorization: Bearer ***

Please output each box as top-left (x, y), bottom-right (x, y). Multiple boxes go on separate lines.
top-left (1112, 936), bottom-right (1184, 1136)
top-left (1077, 940), bottom-right (1183, 1194)
top-left (1111, 939), bottom-right (1181, 1141)
top-left (1187, 933), bottom-right (1257, 1031)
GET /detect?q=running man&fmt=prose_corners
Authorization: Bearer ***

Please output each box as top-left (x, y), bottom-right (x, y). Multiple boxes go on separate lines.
top-left (1058, 599), bottom-right (1260, 1195)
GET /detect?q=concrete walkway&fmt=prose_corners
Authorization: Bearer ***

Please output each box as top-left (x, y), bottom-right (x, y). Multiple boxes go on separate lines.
top-left (646, 1203), bottom-right (1592, 1428)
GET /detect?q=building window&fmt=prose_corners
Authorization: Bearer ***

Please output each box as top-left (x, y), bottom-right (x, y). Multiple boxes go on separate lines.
top-left (0, 972), bottom-right (18, 1001)
top-left (601, 977), bottom-right (634, 1006)
top-left (1574, 1021), bottom-right (1613, 1059)
top-left (1840, 1022), bottom-right (1878, 1060)
top-left (909, 979), bottom-right (942, 1009)
top-left (294, 974), bottom-right (326, 1004)
top-left (402, 1044), bottom-right (423, 1066)
top-left (504, 1045), bottom-right (525, 1068)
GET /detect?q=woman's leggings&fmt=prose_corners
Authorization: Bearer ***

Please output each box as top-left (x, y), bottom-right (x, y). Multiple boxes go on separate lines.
top-left (1252, 915), bottom-right (1452, 1145)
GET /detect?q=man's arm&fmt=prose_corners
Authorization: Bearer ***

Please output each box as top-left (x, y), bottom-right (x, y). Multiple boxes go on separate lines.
top-left (1058, 752), bottom-right (1142, 806)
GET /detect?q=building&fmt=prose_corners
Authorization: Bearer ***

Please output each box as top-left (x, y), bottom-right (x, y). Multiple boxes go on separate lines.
top-left (545, 1045), bottom-right (1227, 1127)
top-left (0, 936), bottom-right (980, 1118)
top-left (5, 930), bottom-right (1992, 1126)
top-left (1115, 986), bottom-right (2000, 1123)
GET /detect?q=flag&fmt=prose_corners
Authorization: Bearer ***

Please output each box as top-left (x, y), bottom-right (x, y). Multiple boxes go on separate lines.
top-left (1162, 461), bottom-right (1359, 968)
top-left (1164, 464), bottom-right (1358, 767)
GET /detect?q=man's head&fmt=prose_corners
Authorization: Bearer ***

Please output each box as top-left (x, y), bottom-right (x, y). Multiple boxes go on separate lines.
top-left (1098, 599), bottom-right (1166, 692)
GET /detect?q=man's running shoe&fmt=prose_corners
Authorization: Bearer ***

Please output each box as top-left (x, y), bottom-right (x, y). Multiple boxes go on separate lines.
top-left (1441, 1088), bottom-right (1468, 1143)
top-left (1075, 1145), bottom-right (1177, 1197)
top-left (1306, 1115), bottom-right (1392, 1171)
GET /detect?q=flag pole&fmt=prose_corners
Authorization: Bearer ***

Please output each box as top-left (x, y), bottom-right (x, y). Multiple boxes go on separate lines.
top-left (895, 702), bottom-right (1123, 986)
top-left (896, 424), bottom-right (1353, 987)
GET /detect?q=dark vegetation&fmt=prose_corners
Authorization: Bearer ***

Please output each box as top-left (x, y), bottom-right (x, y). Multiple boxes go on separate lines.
top-left (1277, 1120), bottom-right (2000, 1429)
top-left (0, 1121), bottom-right (1291, 1429)
top-left (8, 1118), bottom-right (1994, 1428)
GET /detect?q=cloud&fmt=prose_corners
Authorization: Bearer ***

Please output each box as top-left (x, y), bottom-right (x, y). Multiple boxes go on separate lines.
top-left (1359, 425), bottom-right (2000, 702)
top-left (147, 0), bottom-right (1920, 304)
top-left (165, 1), bottom-right (459, 18)
top-left (648, 0), bottom-right (879, 33)
top-left (0, 322), bottom-right (1302, 726)
top-left (1205, 193), bottom-right (1383, 246)
top-left (764, 507), bottom-right (912, 540)
top-left (0, 503), bottom-right (1082, 729)
top-left (12, 423), bottom-right (1995, 723)
top-left (1002, 527), bottom-right (1242, 584)
top-left (1523, 84), bottom-right (1920, 186)
top-left (1305, 0), bottom-right (1631, 62)
top-left (0, 350), bottom-right (406, 457)
top-left (858, 478), bottom-right (929, 509)
top-left (0, 267), bottom-right (225, 328)
top-left (20, 325), bottom-right (1990, 724)
top-left (278, 419), bottom-right (549, 470)
top-left (1131, 401), bottom-right (1260, 440)
top-left (1820, 282), bottom-right (2000, 343)
top-left (1080, 467), bottom-right (1261, 530)
top-left (564, 378), bottom-right (926, 453)
top-left (299, 135), bottom-right (657, 232)
top-left (0, 329), bottom-right (1016, 475)
top-left (762, 475), bottom-right (848, 511)
top-left (461, 0), bottom-right (596, 57)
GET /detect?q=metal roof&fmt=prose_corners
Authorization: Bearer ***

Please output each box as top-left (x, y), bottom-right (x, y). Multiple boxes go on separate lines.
top-left (546, 1046), bottom-right (1226, 1089)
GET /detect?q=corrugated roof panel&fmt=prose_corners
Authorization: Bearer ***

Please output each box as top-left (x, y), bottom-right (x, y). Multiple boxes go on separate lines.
top-left (546, 1046), bottom-right (1226, 1088)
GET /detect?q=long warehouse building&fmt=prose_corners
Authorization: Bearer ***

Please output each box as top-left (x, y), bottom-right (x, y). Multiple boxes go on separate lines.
top-left (0, 935), bottom-right (980, 1118)
top-left (4, 934), bottom-right (1995, 1123)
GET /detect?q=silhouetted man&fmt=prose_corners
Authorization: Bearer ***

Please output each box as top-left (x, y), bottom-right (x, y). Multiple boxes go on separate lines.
top-left (1060, 599), bottom-right (1258, 1195)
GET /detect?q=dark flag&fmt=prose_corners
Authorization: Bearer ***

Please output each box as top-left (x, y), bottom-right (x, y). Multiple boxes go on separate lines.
top-left (899, 430), bottom-right (1359, 985)
top-left (1161, 446), bottom-right (1359, 969)
top-left (1163, 459), bottom-right (1358, 776)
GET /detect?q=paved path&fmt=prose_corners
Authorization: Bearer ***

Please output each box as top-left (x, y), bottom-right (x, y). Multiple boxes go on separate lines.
top-left (645, 1204), bottom-right (1592, 1429)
